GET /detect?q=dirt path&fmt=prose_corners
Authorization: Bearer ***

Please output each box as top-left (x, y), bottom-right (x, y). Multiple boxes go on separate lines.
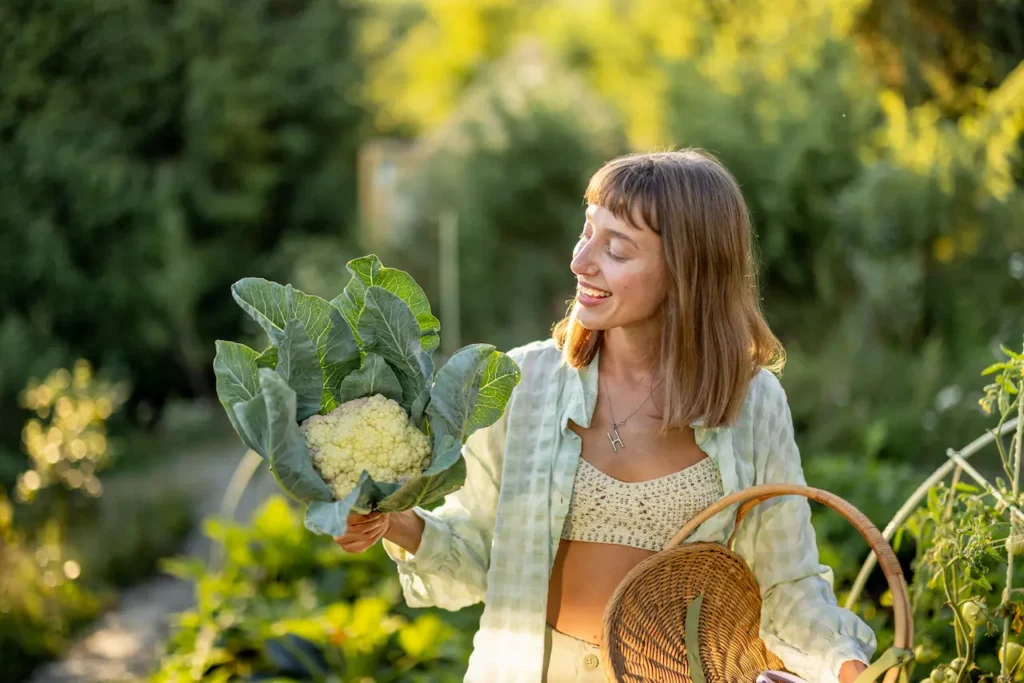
top-left (28, 439), bottom-right (278, 683)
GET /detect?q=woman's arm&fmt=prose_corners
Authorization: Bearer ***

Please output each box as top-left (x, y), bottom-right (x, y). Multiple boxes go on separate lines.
top-left (335, 507), bottom-right (424, 554)
top-left (375, 391), bottom-right (511, 611)
top-left (735, 373), bottom-right (877, 683)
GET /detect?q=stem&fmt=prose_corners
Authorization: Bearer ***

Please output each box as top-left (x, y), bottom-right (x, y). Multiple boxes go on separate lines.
top-left (1001, 381), bottom-right (1024, 679)
top-left (993, 408), bottom-right (1013, 479)
top-left (210, 449), bottom-right (264, 571)
top-left (954, 575), bottom-right (967, 661)
top-left (945, 465), bottom-right (963, 520)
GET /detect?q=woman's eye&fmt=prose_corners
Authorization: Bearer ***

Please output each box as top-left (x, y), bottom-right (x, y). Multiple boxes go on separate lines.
top-left (607, 248), bottom-right (628, 262)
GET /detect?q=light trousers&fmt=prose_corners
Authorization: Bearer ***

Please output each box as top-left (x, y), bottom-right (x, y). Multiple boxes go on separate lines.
top-left (542, 625), bottom-right (607, 682)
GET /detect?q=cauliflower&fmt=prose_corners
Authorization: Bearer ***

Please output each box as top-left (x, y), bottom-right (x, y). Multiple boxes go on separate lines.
top-left (299, 393), bottom-right (432, 499)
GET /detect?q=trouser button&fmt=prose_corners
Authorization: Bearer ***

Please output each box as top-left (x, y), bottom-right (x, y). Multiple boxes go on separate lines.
top-left (582, 653), bottom-right (600, 670)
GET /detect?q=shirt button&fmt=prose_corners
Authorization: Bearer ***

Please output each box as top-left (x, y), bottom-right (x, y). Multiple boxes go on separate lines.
top-left (582, 653), bottom-right (600, 670)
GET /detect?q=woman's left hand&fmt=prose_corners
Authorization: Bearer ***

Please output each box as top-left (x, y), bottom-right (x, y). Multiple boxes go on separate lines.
top-left (838, 659), bottom-right (868, 683)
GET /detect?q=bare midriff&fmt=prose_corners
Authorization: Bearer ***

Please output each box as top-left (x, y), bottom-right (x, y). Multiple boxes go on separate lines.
top-left (546, 539), bottom-right (657, 644)
top-left (545, 391), bottom-right (710, 645)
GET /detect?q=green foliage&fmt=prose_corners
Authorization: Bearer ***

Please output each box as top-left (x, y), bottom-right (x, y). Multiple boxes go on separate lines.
top-left (390, 46), bottom-right (628, 350)
top-left (656, 10), bottom-right (1024, 463)
top-left (154, 496), bottom-right (477, 682)
top-left (0, 492), bottom-right (103, 682)
top-left (0, 0), bottom-right (369, 480)
top-left (0, 484), bottom-right (195, 682)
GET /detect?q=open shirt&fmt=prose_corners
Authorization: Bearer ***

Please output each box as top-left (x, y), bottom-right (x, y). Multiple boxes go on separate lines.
top-left (384, 338), bottom-right (876, 682)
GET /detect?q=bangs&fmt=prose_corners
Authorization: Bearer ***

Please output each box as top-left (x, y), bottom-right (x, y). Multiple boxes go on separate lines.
top-left (583, 158), bottom-right (661, 234)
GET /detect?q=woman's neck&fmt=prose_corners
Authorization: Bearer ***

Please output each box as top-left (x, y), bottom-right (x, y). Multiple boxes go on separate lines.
top-left (600, 326), bottom-right (660, 388)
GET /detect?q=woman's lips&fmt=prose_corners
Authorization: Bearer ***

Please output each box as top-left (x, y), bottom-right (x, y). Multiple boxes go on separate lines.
top-left (577, 285), bottom-right (612, 307)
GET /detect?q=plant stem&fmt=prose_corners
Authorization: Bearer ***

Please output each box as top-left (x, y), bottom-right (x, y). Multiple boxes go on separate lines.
top-left (945, 565), bottom-right (965, 660)
top-left (1002, 378), bottom-right (1024, 679)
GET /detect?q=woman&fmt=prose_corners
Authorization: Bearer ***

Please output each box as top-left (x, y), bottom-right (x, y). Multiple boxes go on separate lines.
top-left (336, 150), bottom-right (877, 683)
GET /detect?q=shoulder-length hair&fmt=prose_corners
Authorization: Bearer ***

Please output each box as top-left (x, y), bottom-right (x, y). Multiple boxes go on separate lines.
top-left (553, 149), bottom-right (785, 432)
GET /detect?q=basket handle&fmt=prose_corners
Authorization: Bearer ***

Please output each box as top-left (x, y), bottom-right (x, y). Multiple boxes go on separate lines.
top-left (663, 484), bottom-right (912, 683)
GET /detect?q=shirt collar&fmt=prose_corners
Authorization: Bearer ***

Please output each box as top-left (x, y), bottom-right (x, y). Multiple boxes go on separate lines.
top-left (562, 345), bottom-right (713, 436)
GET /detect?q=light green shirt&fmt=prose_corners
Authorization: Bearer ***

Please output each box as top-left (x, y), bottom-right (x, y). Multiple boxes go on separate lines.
top-left (385, 339), bottom-right (876, 682)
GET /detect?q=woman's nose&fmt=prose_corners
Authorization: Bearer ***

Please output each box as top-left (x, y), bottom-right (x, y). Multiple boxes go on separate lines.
top-left (571, 241), bottom-right (598, 277)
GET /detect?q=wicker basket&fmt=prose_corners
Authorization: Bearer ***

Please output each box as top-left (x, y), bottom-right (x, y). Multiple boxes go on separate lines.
top-left (600, 484), bottom-right (914, 683)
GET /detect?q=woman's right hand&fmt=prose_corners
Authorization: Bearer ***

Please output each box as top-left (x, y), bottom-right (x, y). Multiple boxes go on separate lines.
top-left (334, 511), bottom-right (391, 553)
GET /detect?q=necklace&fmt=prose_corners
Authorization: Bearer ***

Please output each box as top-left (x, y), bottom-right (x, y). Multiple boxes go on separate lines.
top-left (603, 376), bottom-right (664, 452)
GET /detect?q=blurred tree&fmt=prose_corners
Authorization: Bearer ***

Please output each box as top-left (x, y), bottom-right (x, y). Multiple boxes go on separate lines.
top-left (651, 0), bottom-right (1024, 460)
top-left (0, 0), bottom-right (369, 478)
top-left (855, 0), bottom-right (1024, 114)
top-left (388, 43), bottom-right (628, 350)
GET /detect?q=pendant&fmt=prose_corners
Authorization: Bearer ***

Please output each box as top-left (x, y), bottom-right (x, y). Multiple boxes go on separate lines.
top-left (607, 426), bottom-right (624, 452)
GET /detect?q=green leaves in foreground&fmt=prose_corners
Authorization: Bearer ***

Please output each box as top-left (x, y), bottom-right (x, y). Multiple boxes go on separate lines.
top-left (214, 254), bottom-right (521, 538)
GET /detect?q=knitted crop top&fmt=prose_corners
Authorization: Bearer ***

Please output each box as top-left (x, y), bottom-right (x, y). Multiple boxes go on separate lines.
top-left (559, 456), bottom-right (724, 552)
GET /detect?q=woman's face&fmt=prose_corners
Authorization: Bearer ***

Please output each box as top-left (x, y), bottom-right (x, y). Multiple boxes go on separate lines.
top-left (570, 203), bottom-right (666, 332)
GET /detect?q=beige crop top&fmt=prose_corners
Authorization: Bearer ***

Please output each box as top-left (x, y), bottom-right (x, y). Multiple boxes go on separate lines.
top-left (559, 456), bottom-right (724, 552)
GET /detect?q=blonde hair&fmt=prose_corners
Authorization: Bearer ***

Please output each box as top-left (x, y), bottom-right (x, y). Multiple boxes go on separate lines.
top-left (553, 149), bottom-right (785, 432)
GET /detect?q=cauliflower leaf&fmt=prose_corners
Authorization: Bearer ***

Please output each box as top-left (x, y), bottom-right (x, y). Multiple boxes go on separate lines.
top-left (334, 254), bottom-right (440, 353)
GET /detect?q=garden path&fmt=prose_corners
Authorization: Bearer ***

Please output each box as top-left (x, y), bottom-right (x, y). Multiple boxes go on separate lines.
top-left (28, 438), bottom-right (277, 683)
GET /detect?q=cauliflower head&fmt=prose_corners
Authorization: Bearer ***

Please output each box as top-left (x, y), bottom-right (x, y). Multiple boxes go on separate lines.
top-left (299, 394), bottom-right (432, 499)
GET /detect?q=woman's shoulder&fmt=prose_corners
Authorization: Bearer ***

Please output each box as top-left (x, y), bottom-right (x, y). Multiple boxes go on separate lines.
top-left (505, 338), bottom-right (563, 379)
top-left (738, 366), bottom-right (790, 430)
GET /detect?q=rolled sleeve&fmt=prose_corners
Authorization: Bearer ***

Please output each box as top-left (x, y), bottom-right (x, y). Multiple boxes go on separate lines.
top-left (383, 506), bottom-right (454, 574)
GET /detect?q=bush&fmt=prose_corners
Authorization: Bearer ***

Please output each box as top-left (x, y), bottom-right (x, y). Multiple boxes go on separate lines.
top-left (154, 496), bottom-right (478, 682)
top-left (0, 0), bottom-right (369, 481)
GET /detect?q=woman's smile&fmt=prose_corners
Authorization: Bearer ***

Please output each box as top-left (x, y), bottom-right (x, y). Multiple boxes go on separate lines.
top-left (576, 282), bottom-right (612, 306)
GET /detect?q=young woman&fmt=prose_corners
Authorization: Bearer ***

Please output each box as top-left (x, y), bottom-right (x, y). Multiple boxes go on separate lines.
top-left (336, 150), bottom-right (877, 683)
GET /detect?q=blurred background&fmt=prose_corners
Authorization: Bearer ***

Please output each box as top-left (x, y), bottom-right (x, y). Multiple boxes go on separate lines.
top-left (1, 0), bottom-right (1023, 681)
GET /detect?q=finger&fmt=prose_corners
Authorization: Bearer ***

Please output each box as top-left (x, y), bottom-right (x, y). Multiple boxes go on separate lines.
top-left (347, 512), bottom-right (383, 526)
top-left (335, 522), bottom-right (386, 544)
top-left (339, 539), bottom-right (374, 554)
top-left (348, 516), bottom-right (388, 532)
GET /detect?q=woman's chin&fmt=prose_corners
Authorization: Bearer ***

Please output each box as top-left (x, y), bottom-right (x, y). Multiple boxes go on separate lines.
top-left (573, 307), bottom-right (612, 331)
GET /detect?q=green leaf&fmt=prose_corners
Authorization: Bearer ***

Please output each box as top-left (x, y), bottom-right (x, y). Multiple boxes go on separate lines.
top-left (927, 485), bottom-right (941, 518)
top-left (232, 393), bottom-right (268, 456)
top-left (335, 255), bottom-right (441, 352)
top-left (320, 305), bottom-right (362, 409)
top-left (465, 349), bottom-right (521, 436)
top-left (998, 375), bottom-right (1019, 395)
top-left (231, 279), bottom-right (360, 390)
top-left (276, 319), bottom-right (324, 422)
top-left (1000, 344), bottom-right (1024, 361)
top-left (214, 341), bottom-right (266, 452)
top-left (304, 472), bottom-right (380, 536)
top-left (259, 368), bottom-right (333, 503)
top-left (983, 362), bottom-right (1010, 376)
top-left (336, 352), bottom-right (404, 405)
top-left (231, 278), bottom-right (293, 344)
top-left (214, 341), bottom-right (260, 405)
top-left (377, 431), bottom-right (465, 512)
top-left (426, 344), bottom-right (521, 443)
top-left (158, 556), bottom-right (207, 581)
top-left (685, 594), bottom-right (708, 683)
top-left (357, 286), bottom-right (433, 415)
top-left (256, 345), bottom-right (278, 369)
top-left (398, 615), bottom-right (454, 661)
